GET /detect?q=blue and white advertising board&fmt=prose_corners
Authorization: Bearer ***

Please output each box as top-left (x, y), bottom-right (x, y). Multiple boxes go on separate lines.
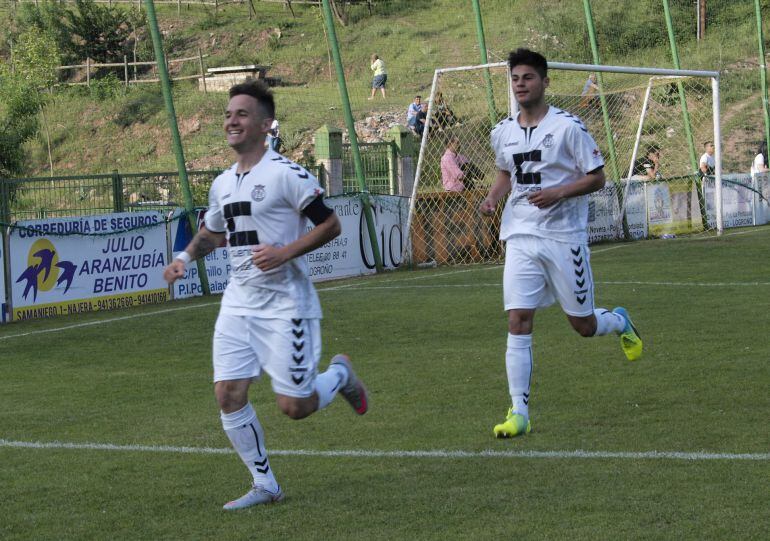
top-left (170, 195), bottom-right (408, 299)
top-left (9, 211), bottom-right (168, 321)
top-left (168, 209), bottom-right (229, 300)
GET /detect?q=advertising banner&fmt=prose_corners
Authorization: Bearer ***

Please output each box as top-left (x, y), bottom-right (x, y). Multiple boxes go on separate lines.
top-left (9, 212), bottom-right (168, 321)
top-left (0, 237), bottom-right (6, 323)
top-left (586, 181), bottom-right (647, 243)
top-left (309, 195), bottom-right (406, 281)
top-left (169, 209), bottom-right (229, 300)
top-left (170, 195), bottom-right (408, 299)
top-left (704, 174), bottom-right (756, 229)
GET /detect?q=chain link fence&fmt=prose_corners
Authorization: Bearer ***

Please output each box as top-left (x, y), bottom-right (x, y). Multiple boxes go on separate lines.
top-left (409, 62), bottom-right (723, 265)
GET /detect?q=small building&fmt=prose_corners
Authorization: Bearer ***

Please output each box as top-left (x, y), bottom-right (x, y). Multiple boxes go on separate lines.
top-left (199, 65), bottom-right (269, 92)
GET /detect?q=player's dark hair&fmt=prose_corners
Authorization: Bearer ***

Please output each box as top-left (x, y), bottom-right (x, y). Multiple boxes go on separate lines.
top-left (229, 80), bottom-right (275, 119)
top-left (508, 48), bottom-right (548, 78)
top-left (703, 140), bottom-right (713, 147)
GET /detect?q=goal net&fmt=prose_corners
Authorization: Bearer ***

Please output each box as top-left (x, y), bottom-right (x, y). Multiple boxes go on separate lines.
top-left (406, 61), bottom-right (724, 266)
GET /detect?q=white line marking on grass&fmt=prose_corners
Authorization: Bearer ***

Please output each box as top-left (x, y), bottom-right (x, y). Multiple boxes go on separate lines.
top-left (0, 302), bottom-right (219, 341)
top-left (1, 439), bottom-right (769, 462)
top-left (317, 279), bottom-right (770, 292)
top-left (601, 280), bottom-right (770, 287)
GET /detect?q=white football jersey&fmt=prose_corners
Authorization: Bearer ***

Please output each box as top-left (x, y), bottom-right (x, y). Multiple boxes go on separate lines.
top-left (491, 106), bottom-right (604, 244)
top-left (205, 149), bottom-right (325, 319)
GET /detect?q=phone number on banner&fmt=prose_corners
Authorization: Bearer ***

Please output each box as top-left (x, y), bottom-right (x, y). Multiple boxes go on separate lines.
top-left (13, 289), bottom-right (169, 321)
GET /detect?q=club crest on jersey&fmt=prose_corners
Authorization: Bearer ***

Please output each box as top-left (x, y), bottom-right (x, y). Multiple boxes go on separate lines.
top-left (251, 184), bottom-right (266, 202)
top-left (543, 134), bottom-right (555, 148)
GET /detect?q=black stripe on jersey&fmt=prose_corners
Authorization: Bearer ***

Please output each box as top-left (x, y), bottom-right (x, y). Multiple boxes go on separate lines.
top-left (517, 172), bottom-right (541, 184)
top-left (513, 150), bottom-right (542, 165)
top-left (229, 230), bottom-right (260, 247)
top-left (512, 150), bottom-right (542, 185)
top-left (223, 201), bottom-right (252, 233)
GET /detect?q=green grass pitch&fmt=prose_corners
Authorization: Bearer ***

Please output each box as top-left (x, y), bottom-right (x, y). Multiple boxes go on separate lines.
top-left (2, 228), bottom-right (770, 539)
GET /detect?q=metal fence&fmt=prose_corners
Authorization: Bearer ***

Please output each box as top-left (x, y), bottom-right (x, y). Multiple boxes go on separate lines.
top-left (0, 170), bottom-right (221, 224)
top-left (0, 142), bottom-right (396, 223)
top-left (341, 141), bottom-right (398, 194)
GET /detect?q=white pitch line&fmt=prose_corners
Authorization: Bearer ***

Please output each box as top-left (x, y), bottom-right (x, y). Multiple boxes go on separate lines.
top-left (1, 439), bottom-right (768, 462)
top-left (316, 280), bottom-right (770, 292)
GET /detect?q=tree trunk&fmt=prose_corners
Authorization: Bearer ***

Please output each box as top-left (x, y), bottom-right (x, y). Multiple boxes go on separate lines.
top-left (329, 0), bottom-right (348, 26)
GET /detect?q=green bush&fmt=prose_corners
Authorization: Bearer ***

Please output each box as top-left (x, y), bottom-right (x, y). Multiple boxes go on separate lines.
top-left (89, 73), bottom-right (123, 101)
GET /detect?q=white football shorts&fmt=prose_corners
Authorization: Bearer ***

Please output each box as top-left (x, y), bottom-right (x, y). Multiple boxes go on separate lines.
top-left (503, 235), bottom-right (595, 317)
top-left (212, 313), bottom-right (322, 398)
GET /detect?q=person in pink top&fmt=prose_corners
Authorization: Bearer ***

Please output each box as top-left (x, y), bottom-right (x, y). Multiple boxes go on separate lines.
top-left (441, 137), bottom-right (477, 191)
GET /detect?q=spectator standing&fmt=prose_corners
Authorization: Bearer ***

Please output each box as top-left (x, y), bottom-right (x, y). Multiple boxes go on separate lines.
top-left (266, 119), bottom-right (281, 152)
top-left (699, 141), bottom-right (715, 176)
top-left (368, 54), bottom-right (387, 100)
top-left (751, 141), bottom-right (769, 175)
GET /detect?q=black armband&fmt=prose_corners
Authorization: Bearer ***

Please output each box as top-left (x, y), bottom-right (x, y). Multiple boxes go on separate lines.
top-left (302, 195), bottom-right (334, 226)
top-left (587, 166), bottom-right (605, 175)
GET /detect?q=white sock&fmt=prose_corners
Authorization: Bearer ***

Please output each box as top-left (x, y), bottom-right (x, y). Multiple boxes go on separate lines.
top-left (506, 333), bottom-right (533, 420)
top-left (314, 363), bottom-right (348, 410)
top-left (593, 308), bottom-right (626, 336)
top-left (221, 404), bottom-right (278, 491)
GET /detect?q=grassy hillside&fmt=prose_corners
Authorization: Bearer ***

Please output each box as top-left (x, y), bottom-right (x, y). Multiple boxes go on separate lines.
top-left (4, 0), bottom-right (769, 176)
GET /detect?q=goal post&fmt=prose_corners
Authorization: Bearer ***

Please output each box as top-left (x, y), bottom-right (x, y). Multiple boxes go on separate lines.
top-left (405, 60), bottom-right (722, 267)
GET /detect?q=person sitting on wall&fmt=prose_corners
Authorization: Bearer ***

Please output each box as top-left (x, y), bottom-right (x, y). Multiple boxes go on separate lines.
top-left (407, 95), bottom-right (422, 134)
top-left (441, 136), bottom-right (482, 192)
top-left (414, 103), bottom-right (429, 137)
top-left (433, 92), bottom-right (458, 130)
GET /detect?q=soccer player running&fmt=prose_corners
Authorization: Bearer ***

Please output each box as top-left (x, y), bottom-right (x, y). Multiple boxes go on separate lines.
top-left (163, 81), bottom-right (368, 509)
top-left (479, 49), bottom-right (642, 438)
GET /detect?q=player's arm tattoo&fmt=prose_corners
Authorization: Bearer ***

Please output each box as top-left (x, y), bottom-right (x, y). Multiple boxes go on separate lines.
top-left (188, 228), bottom-right (224, 259)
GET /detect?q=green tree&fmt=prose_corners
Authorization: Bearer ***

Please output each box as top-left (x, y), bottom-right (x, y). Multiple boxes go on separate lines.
top-left (67, 0), bottom-right (145, 65)
top-left (15, 0), bottom-right (73, 64)
top-left (0, 64), bottom-right (41, 178)
top-left (13, 29), bottom-right (60, 89)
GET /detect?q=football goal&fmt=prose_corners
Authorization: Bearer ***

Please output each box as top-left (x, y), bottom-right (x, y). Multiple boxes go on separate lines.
top-left (405, 60), bottom-right (723, 266)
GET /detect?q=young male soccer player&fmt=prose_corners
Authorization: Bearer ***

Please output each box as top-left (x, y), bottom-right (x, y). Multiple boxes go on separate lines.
top-left (479, 49), bottom-right (642, 438)
top-left (163, 80), bottom-right (368, 509)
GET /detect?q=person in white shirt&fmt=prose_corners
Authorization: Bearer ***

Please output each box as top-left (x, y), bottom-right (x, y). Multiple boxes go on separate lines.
top-left (751, 141), bottom-right (768, 176)
top-left (699, 141), bottom-right (715, 176)
top-left (163, 81), bottom-right (368, 510)
top-left (479, 49), bottom-right (643, 439)
top-left (407, 95), bottom-right (422, 133)
top-left (265, 118), bottom-right (281, 152)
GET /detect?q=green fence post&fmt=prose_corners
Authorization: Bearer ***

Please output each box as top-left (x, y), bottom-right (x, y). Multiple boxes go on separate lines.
top-left (582, 0), bottom-right (629, 239)
top-left (471, 0), bottom-right (499, 126)
top-left (755, 0), bottom-right (770, 164)
top-left (320, 0), bottom-right (383, 271)
top-left (662, 0), bottom-right (707, 230)
top-left (112, 170), bottom-right (125, 213)
top-left (314, 125), bottom-right (343, 195)
top-left (143, 0), bottom-right (210, 294)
